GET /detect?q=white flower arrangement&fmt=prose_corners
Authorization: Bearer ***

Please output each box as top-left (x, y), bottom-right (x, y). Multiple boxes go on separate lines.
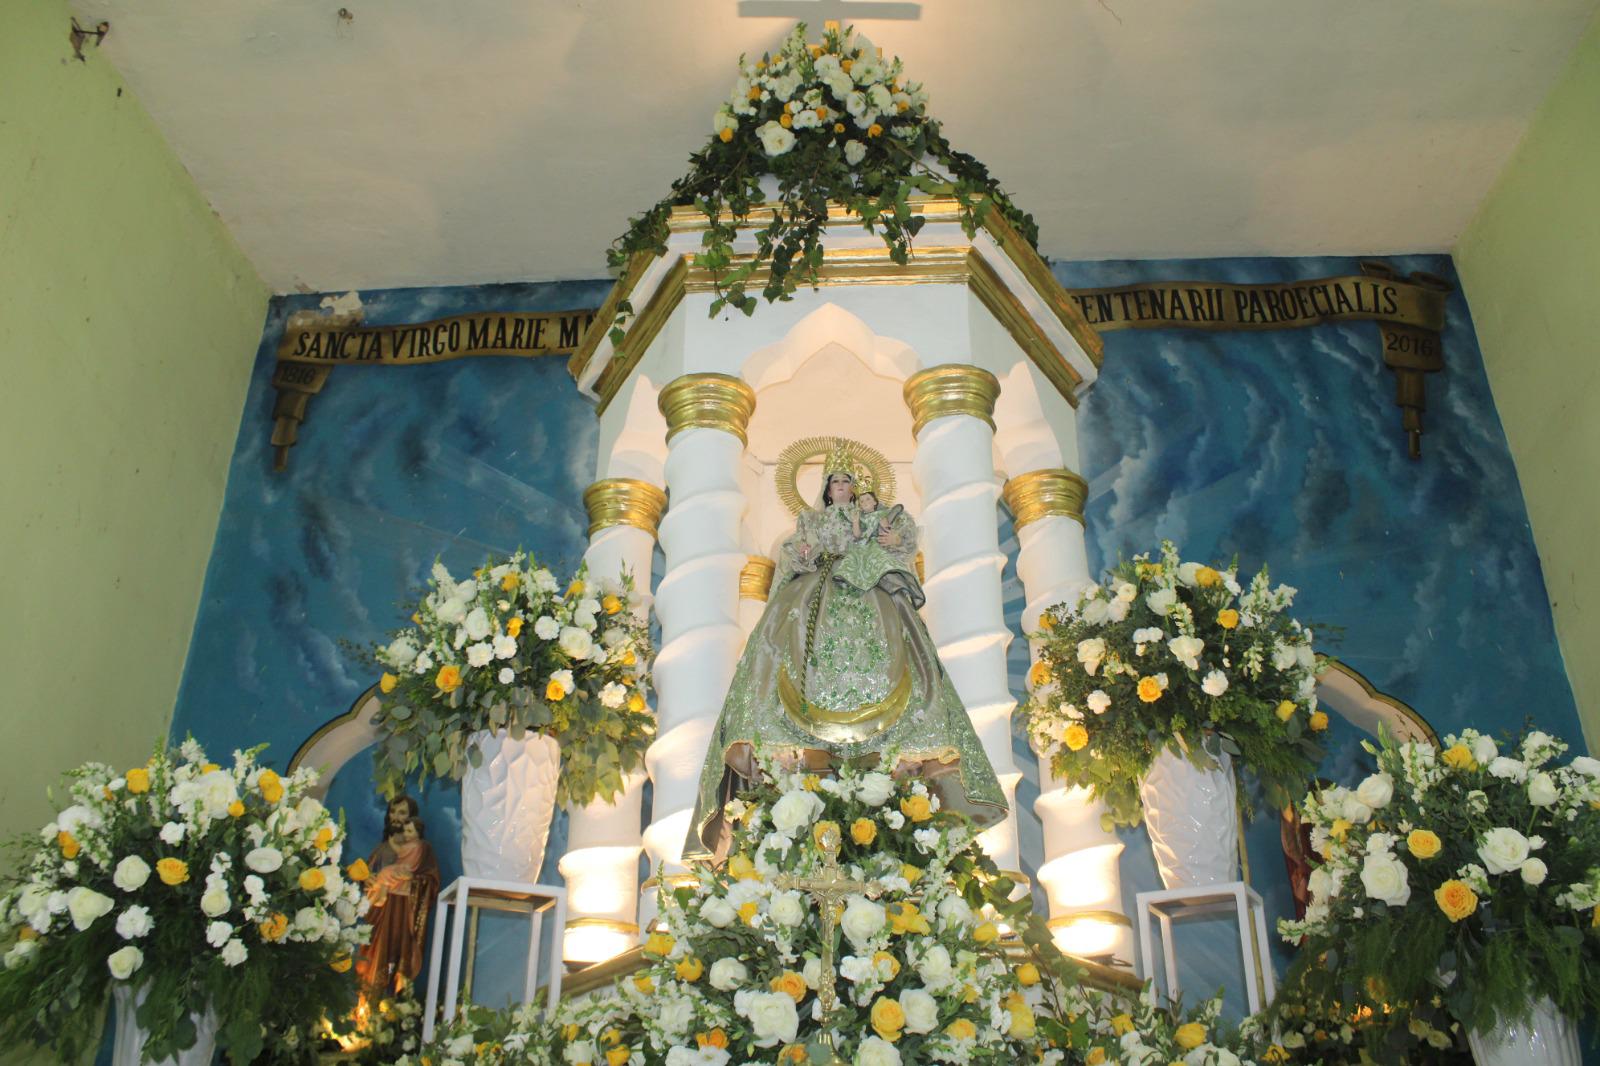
top-left (0, 741), bottom-right (368, 1063)
top-left (371, 555), bottom-right (654, 807)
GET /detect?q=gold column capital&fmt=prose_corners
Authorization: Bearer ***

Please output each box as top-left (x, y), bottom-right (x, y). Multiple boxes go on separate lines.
top-left (583, 478), bottom-right (668, 538)
top-left (739, 555), bottom-right (777, 602)
top-left (903, 364), bottom-right (1001, 438)
top-left (658, 372), bottom-right (757, 445)
top-left (1002, 468), bottom-right (1088, 529)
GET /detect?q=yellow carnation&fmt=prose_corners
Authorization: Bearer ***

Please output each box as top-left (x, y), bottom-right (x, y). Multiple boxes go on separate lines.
top-left (259, 912), bottom-right (289, 941)
top-left (506, 616), bottom-right (524, 637)
top-left (872, 950), bottom-right (901, 979)
top-left (727, 854), bottom-right (760, 880)
top-left (1016, 961), bottom-right (1040, 986)
top-left (501, 572), bottom-right (520, 592)
top-left (1195, 566), bottom-right (1222, 588)
top-left (888, 901), bottom-right (929, 935)
top-left (330, 955), bottom-right (353, 973)
top-left (738, 901), bottom-right (759, 925)
top-left (1028, 661), bottom-right (1052, 688)
top-left (973, 921), bottom-right (999, 944)
top-left (1064, 723), bottom-right (1089, 752)
top-left (627, 692), bottom-right (646, 712)
top-left (633, 974), bottom-right (654, 993)
top-left (125, 767), bottom-right (151, 794)
top-left (313, 825), bottom-right (335, 851)
top-left (602, 595), bottom-right (622, 615)
top-left (1110, 1014), bottom-right (1135, 1036)
top-left (1308, 710), bottom-right (1329, 732)
top-left (643, 931), bottom-right (674, 956)
top-left (227, 800), bottom-right (245, 818)
top-left (901, 863), bottom-right (922, 884)
top-left (1008, 1002), bottom-right (1036, 1039)
top-left (606, 1048), bottom-right (630, 1066)
top-left (57, 830), bottom-right (79, 859)
top-left (258, 768), bottom-right (284, 804)
top-left (1086, 1050), bottom-right (1107, 1066)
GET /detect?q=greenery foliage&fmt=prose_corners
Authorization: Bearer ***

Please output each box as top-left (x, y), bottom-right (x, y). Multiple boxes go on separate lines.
top-left (606, 22), bottom-right (1040, 333)
top-left (1025, 541), bottom-right (1326, 827)
top-left (371, 554), bottom-right (654, 808)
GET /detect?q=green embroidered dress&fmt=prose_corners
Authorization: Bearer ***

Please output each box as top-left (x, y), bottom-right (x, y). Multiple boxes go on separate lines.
top-left (687, 499), bottom-right (1008, 860)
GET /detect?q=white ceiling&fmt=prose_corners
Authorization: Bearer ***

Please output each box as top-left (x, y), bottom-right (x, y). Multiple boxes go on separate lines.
top-left (70, 0), bottom-right (1598, 293)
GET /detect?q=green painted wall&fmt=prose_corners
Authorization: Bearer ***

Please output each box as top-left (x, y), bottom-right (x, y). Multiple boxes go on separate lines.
top-left (0, 2), bottom-right (269, 861)
top-left (1456, 13), bottom-right (1600, 753)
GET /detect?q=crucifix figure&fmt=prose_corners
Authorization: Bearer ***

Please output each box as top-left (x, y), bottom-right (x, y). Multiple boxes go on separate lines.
top-left (772, 823), bottom-right (884, 1066)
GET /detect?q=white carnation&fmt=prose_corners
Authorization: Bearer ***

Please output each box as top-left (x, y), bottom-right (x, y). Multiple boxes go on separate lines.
top-left (498, 667), bottom-right (515, 684)
top-left (844, 140), bottom-right (866, 166)
top-left (769, 891), bottom-right (806, 927)
top-left (220, 938), bottom-right (248, 967)
top-left (856, 1036), bottom-right (901, 1066)
top-left (1146, 588), bottom-right (1177, 615)
top-left (1076, 638), bottom-right (1107, 675)
top-left (600, 682), bottom-right (627, 709)
top-left (1086, 690), bottom-right (1111, 715)
top-left (115, 905), bottom-right (153, 940)
top-left (384, 636), bottom-right (419, 666)
top-left (558, 626), bottom-right (593, 659)
top-left (463, 608), bottom-right (492, 641)
top-left (534, 616), bottom-right (560, 640)
top-left (465, 642), bottom-right (493, 668)
top-left (493, 634), bottom-right (517, 660)
top-left (1201, 669), bottom-right (1229, 697)
top-left (1488, 757), bottom-right (1528, 782)
top-left (1168, 635), bottom-right (1205, 670)
top-left (206, 920), bottom-right (233, 948)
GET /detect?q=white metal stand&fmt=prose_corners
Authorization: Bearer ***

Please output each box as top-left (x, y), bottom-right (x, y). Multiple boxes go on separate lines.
top-left (421, 877), bottom-right (568, 1041)
top-left (1134, 881), bottom-right (1276, 1014)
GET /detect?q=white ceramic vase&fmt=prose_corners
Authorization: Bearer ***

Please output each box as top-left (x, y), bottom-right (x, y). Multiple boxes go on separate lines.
top-left (460, 730), bottom-right (561, 882)
top-left (1466, 998), bottom-right (1579, 1066)
top-left (112, 984), bottom-right (218, 1066)
top-left (1138, 743), bottom-right (1239, 889)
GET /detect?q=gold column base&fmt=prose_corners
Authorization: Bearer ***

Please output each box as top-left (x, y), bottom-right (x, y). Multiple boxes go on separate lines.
top-left (658, 372), bottom-right (757, 445)
top-left (1001, 468), bottom-right (1088, 529)
top-left (739, 555), bottom-right (776, 601)
top-left (903, 363), bottom-right (1001, 438)
top-left (583, 478), bottom-right (668, 538)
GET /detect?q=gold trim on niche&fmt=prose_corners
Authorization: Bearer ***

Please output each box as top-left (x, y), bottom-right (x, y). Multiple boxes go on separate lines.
top-left (683, 245), bottom-right (972, 293)
top-left (740, 556), bottom-right (776, 601)
top-left (658, 372), bottom-right (757, 445)
top-left (1001, 468), bottom-right (1088, 529)
top-left (583, 478), bottom-right (668, 539)
top-left (903, 364), bottom-right (1001, 438)
top-left (593, 257), bottom-right (689, 416)
top-left (967, 249), bottom-right (1083, 406)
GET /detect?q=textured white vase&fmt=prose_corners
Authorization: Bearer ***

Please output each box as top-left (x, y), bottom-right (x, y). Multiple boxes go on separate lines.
top-left (460, 730), bottom-right (561, 882)
top-left (1467, 999), bottom-right (1579, 1066)
top-left (1138, 743), bottom-right (1239, 889)
top-left (112, 985), bottom-right (217, 1066)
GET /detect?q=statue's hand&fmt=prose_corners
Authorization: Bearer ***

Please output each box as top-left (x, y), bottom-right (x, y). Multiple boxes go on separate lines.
top-left (876, 528), bottom-right (899, 548)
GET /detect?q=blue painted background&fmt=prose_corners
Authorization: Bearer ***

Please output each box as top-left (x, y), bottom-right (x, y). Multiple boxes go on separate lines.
top-left (166, 253), bottom-right (1580, 1027)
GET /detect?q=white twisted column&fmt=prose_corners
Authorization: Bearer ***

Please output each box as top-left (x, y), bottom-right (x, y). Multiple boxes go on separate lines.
top-left (640, 374), bottom-right (755, 930)
top-left (1003, 470), bottom-right (1133, 963)
top-left (559, 478), bottom-right (666, 964)
top-left (904, 365), bottom-right (1023, 873)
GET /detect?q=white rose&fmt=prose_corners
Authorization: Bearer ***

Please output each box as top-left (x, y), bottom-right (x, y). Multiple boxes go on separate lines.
top-left (883, 809), bottom-right (904, 830)
top-left (1355, 773), bottom-right (1395, 810)
top-left (1114, 581), bottom-right (1137, 602)
top-left (839, 955), bottom-right (875, 984)
top-left (245, 847), bottom-right (284, 874)
top-left (855, 772), bottom-right (894, 806)
top-left (435, 597), bottom-right (468, 625)
top-left (1272, 642), bottom-right (1298, 672)
top-left (1146, 588), bottom-right (1177, 615)
top-left (709, 957), bottom-right (748, 990)
top-left (385, 636), bottom-right (419, 666)
top-left (899, 988), bottom-right (938, 1033)
top-left (770, 790), bottom-right (824, 834)
top-left (159, 822), bottom-right (184, 845)
top-left (769, 891), bottom-right (805, 927)
top-left (1360, 851), bottom-right (1410, 906)
top-left (1086, 690), bottom-right (1111, 715)
top-left (844, 140), bottom-right (867, 166)
top-left (916, 943), bottom-right (954, 989)
top-left (1201, 669), bottom-right (1229, 696)
top-left (466, 642), bottom-right (493, 668)
top-left (1105, 597), bottom-right (1130, 622)
top-left (935, 894), bottom-right (972, 929)
top-left (856, 1036), bottom-right (901, 1066)
top-left (1478, 827), bottom-right (1531, 875)
top-left (1076, 638), bottom-right (1106, 674)
top-left (56, 805), bottom-right (99, 835)
top-left (113, 856), bottom-right (151, 892)
top-left (802, 956), bottom-right (821, 989)
top-left (1569, 756), bottom-right (1600, 777)
top-left (701, 897), bottom-right (737, 928)
top-left (1472, 734), bottom-right (1499, 765)
top-left (220, 938), bottom-right (248, 967)
top-left (106, 945), bottom-right (143, 980)
top-left (1488, 757), bottom-right (1527, 783)
top-left (1520, 857), bottom-right (1549, 885)
top-left (1080, 597), bottom-right (1110, 625)
top-left (757, 121), bottom-right (796, 157)
top-left (559, 626), bottom-right (593, 659)
top-left (742, 990), bottom-right (799, 1047)
top-left (1341, 794), bottom-right (1374, 825)
top-left (565, 1041), bottom-right (597, 1065)
top-left (66, 887), bottom-right (115, 931)
top-left (534, 616), bottom-right (560, 640)
top-left (1308, 866), bottom-right (1333, 903)
top-left (1528, 772), bottom-right (1559, 807)
top-left (840, 896), bottom-right (886, 949)
top-left (657, 998), bottom-right (695, 1036)
top-left (201, 885), bottom-right (231, 918)
top-left (498, 667), bottom-right (515, 684)
top-left (1167, 635), bottom-right (1205, 670)
top-left (206, 920), bottom-right (232, 948)
top-left (115, 905), bottom-right (153, 939)
top-left (4, 940), bottom-right (37, 970)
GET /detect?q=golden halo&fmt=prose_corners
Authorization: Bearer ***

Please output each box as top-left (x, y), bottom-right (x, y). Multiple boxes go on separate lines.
top-left (775, 436), bottom-right (896, 516)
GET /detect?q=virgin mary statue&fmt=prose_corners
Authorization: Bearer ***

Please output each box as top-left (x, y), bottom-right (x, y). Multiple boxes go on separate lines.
top-left (687, 440), bottom-right (1007, 860)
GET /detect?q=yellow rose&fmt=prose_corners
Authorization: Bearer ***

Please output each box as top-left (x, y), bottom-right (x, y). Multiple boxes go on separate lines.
top-left (1441, 744), bottom-right (1477, 771)
top-left (1137, 676), bottom-right (1163, 703)
top-left (157, 858), bottom-right (189, 886)
top-left (1175, 1022), bottom-right (1207, 1050)
top-left (813, 820), bottom-right (841, 849)
top-left (379, 672), bottom-right (398, 694)
top-left (501, 572), bottom-right (521, 592)
top-left (814, 106), bottom-right (829, 122)
top-left (259, 912), bottom-right (289, 942)
top-left (633, 974), bottom-right (654, 993)
top-left (436, 665), bottom-right (463, 694)
top-left (299, 867), bottom-right (326, 892)
top-left (1308, 710), bottom-right (1329, 732)
top-left (1087, 1048), bottom-right (1107, 1065)
top-left (330, 955), bottom-right (353, 973)
top-left (1016, 962), bottom-right (1040, 986)
top-left (727, 854), bottom-right (760, 880)
top-left (1435, 879), bottom-right (1479, 923)
top-left (697, 1029), bottom-right (728, 1050)
top-left (227, 800), bottom-right (245, 818)
top-left (675, 956), bottom-right (704, 982)
top-left (851, 818), bottom-right (877, 846)
top-left (562, 1024), bottom-right (580, 1041)
top-left (627, 693), bottom-right (646, 712)
top-left (1008, 1002), bottom-right (1036, 1039)
top-left (313, 826), bottom-right (335, 851)
top-left (1407, 829), bottom-right (1441, 859)
top-left (900, 795), bottom-right (932, 822)
top-left (602, 595), bottom-right (623, 615)
top-left (1028, 661), bottom-right (1052, 688)
top-left (546, 678), bottom-right (567, 701)
top-left (57, 830), bottom-right (79, 859)
top-left (125, 767), bottom-right (151, 794)
top-left (1110, 1014), bottom-right (1135, 1036)
top-left (738, 901), bottom-right (759, 925)
top-left (1328, 818), bottom-right (1353, 842)
top-left (644, 931), bottom-right (675, 956)
top-left (901, 863), bottom-right (922, 884)
top-left (833, 122), bottom-right (846, 133)
top-left (872, 950), bottom-right (901, 980)
top-left (566, 580), bottom-right (585, 599)
top-left (888, 901), bottom-right (929, 935)
top-left (258, 768), bottom-right (285, 804)
top-left (841, 58), bottom-right (853, 72)
top-left (506, 616), bottom-right (524, 637)
top-left (1275, 700), bottom-right (1297, 722)
top-left (870, 997), bottom-right (906, 1040)
top-left (803, 774), bottom-right (822, 792)
top-left (770, 970), bottom-right (807, 1002)
top-left (605, 1048), bottom-right (630, 1066)
top-left (200, 763), bottom-right (220, 774)
top-left (622, 649), bottom-right (637, 667)
top-left (973, 922), bottom-right (999, 944)
top-left (348, 859), bottom-right (372, 882)
top-left (1064, 724), bottom-right (1089, 752)
top-left (945, 1019), bottom-right (977, 1040)
top-left (1195, 566), bottom-right (1222, 588)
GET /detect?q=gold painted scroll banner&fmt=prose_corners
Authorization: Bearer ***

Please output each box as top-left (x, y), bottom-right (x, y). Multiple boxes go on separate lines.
top-left (269, 309), bottom-right (593, 470)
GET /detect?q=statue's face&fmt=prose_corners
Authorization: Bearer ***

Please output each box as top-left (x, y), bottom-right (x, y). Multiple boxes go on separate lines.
top-left (827, 473), bottom-right (855, 505)
top-left (398, 820), bottom-right (420, 844)
top-left (386, 798), bottom-right (412, 831)
top-left (858, 492), bottom-right (878, 513)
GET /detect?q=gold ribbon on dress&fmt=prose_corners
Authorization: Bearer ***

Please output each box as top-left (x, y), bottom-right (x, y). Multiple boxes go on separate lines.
top-left (777, 665), bottom-right (913, 745)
